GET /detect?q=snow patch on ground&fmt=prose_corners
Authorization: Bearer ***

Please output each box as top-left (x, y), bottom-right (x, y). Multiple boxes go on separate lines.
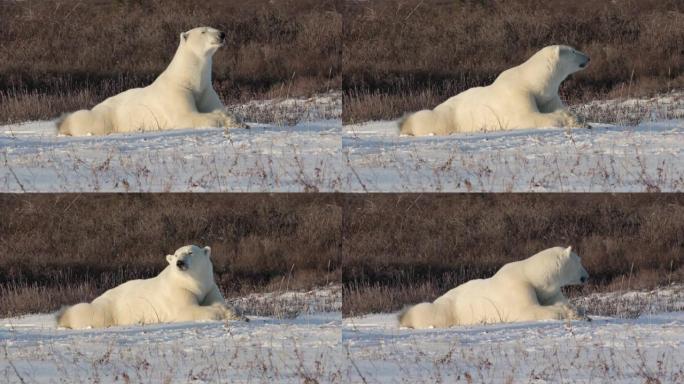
top-left (574, 284), bottom-right (684, 318)
top-left (344, 286), bottom-right (684, 383)
top-left (229, 91), bottom-right (342, 126)
top-left (3, 91), bottom-right (684, 192)
top-left (343, 92), bottom-right (684, 192)
top-left (229, 284), bottom-right (342, 319)
top-left (0, 287), bottom-right (343, 383)
top-left (574, 90), bottom-right (684, 124)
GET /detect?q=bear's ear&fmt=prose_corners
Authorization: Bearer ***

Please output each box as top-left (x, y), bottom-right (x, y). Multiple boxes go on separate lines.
top-left (180, 32), bottom-right (189, 42)
top-left (166, 254), bottom-right (175, 265)
top-left (564, 246), bottom-right (573, 256)
top-left (203, 246), bottom-right (211, 258)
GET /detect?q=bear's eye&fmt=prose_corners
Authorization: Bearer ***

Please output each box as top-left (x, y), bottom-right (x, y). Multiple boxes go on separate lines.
top-left (201, 31), bottom-right (205, 34)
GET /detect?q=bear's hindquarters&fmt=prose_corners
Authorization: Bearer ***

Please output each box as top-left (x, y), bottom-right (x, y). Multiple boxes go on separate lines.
top-left (399, 302), bottom-right (454, 329)
top-left (56, 302), bottom-right (111, 329)
top-left (399, 110), bottom-right (436, 136)
top-left (400, 107), bottom-right (458, 136)
top-left (57, 109), bottom-right (110, 136)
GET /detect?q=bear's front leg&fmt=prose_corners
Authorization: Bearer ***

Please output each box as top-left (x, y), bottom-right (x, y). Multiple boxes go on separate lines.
top-left (215, 111), bottom-right (249, 129)
top-left (175, 305), bottom-right (231, 322)
top-left (543, 291), bottom-right (569, 306)
top-left (208, 303), bottom-right (248, 321)
top-left (517, 303), bottom-right (584, 322)
top-left (179, 112), bottom-right (247, 129)
top-left (563, 303), bottom-right (590, 321)
top-left (552, 303), bottom-right (589, 321)
top-left (555, 110), bottom-right (590, 129)
top-left (523, 110), bottom-right (588, 129)
top-left (177, 112), bottom-right (226, 128)
top-left (537, 95), bottom-right (565, 113)
top-left (201, 286), bottom-right (248, 321)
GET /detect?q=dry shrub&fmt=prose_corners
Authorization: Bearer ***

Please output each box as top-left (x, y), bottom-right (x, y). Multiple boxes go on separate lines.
top-left (0, 194), bottom-right (342, 317)
top-left (343, 0), bottom-right (684, 123)
top-left (342, 194), bottom-right (684, 316)
top-left (0, 0), bottom-right (342, 124)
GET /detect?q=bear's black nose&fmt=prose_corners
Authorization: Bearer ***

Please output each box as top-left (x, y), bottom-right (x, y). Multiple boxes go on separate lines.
top-left (219, 31), bottom-right (226, 40)
top-left (580, 276), bottom-right (588, 283)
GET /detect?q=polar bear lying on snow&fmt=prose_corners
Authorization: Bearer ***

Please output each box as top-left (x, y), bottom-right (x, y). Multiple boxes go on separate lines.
top-left (400, 45), bottom-right (590, 136)
top-left (399, 246), bottom-right (589, 329)
top-left (57, 245), bottom-right (245, 329)
top-left (58, 27), bottom-right (245, 136)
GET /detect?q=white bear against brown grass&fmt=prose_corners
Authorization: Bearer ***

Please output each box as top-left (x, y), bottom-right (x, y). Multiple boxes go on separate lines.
top-left (399, 246), bottom-right (590, 329)
top-left (58, 27), bottom-right (246, 136)
top-left (400, 45), bottom-right (590, 135)
top-left (57, 245), bottom-right (245, 329)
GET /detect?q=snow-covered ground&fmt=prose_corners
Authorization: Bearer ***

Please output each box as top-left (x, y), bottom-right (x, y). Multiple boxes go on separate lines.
top-left (228, 284), bottom-right (342, 318)
top-left (0, 286), bottom-right (342, 383)
top-left (343, 286), bottom-right (684, 383)
top-left (229, 91), bottom-right (342, 126)
top-left (343, 92), bottom-right (684, 192)
top-left (0, 93), bottom-right (342, 192)
top-left (3, 91), bottom-right (683, 192)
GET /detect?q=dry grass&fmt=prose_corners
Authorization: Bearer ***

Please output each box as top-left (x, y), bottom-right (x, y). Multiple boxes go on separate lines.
top-left (343, 0), bottom-right (684, 123)
top-left (342, 194), bottom-right (684, 316)
top-left (4, 193), bottom-right (682, 320)
top-left (0, 0), bottom-right (341, 124)
top-left (0, 194), bottom-right (342, 317)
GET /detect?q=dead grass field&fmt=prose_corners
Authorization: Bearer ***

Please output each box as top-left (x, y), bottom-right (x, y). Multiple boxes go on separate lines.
top-left (342, 194), bottom-right (684, 316)
top-left (0, 194), bottom-right (342, 317)
top-left (3, 194), bottom-right (681, 319)
top-left (343, 0), bottom-right (684, 123)
top-left (0, 0), bottom-right (341, 124)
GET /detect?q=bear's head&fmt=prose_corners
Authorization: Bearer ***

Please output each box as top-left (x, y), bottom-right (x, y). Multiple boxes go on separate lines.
top-left (179, 27), bottom-right (226, 57)
top-left (166, 244), bottom-right (214, 280)
top-left (547, 45), bottom-right (590, 76)
top-left (557, 246), bottom-right (590, 286)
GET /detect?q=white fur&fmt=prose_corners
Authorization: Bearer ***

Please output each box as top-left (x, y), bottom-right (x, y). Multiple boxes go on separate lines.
top-left (58, 27), bottom-right (245, 136)
top-left (400, 45), bottom-right (590, 135)
top-left (57, 245), bottom-right (244, 329)
top-left (398, 246), bottom-right (589, 329)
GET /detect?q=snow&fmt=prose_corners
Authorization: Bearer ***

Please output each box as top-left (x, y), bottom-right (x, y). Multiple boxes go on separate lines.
top-left (228, 284), bottom-right (342, 318)
top-left (0, 287), bottom-right (343, 383)
top-left (2, 91), bottom-right (683, 192)
top-left (344, 287), bottom-right (684, 383)
top-left (343, 92), bottom-right (684, 192)
top-left (0, 93), bottom-right (342, 192)
top-left (229, 91), bottom-right (342, 126)
top-left (576, 284), bottom-right (684, 319)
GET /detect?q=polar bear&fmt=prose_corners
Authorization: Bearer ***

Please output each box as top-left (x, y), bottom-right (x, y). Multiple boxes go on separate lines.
top-left (58, 27), bottom-right (245, 136)
top-left (398, 246), bottom-right (589, 329)
top-left (57, 245), bottom-right (245, 329)
top-left (400, 45), bottom-right (590, 136)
